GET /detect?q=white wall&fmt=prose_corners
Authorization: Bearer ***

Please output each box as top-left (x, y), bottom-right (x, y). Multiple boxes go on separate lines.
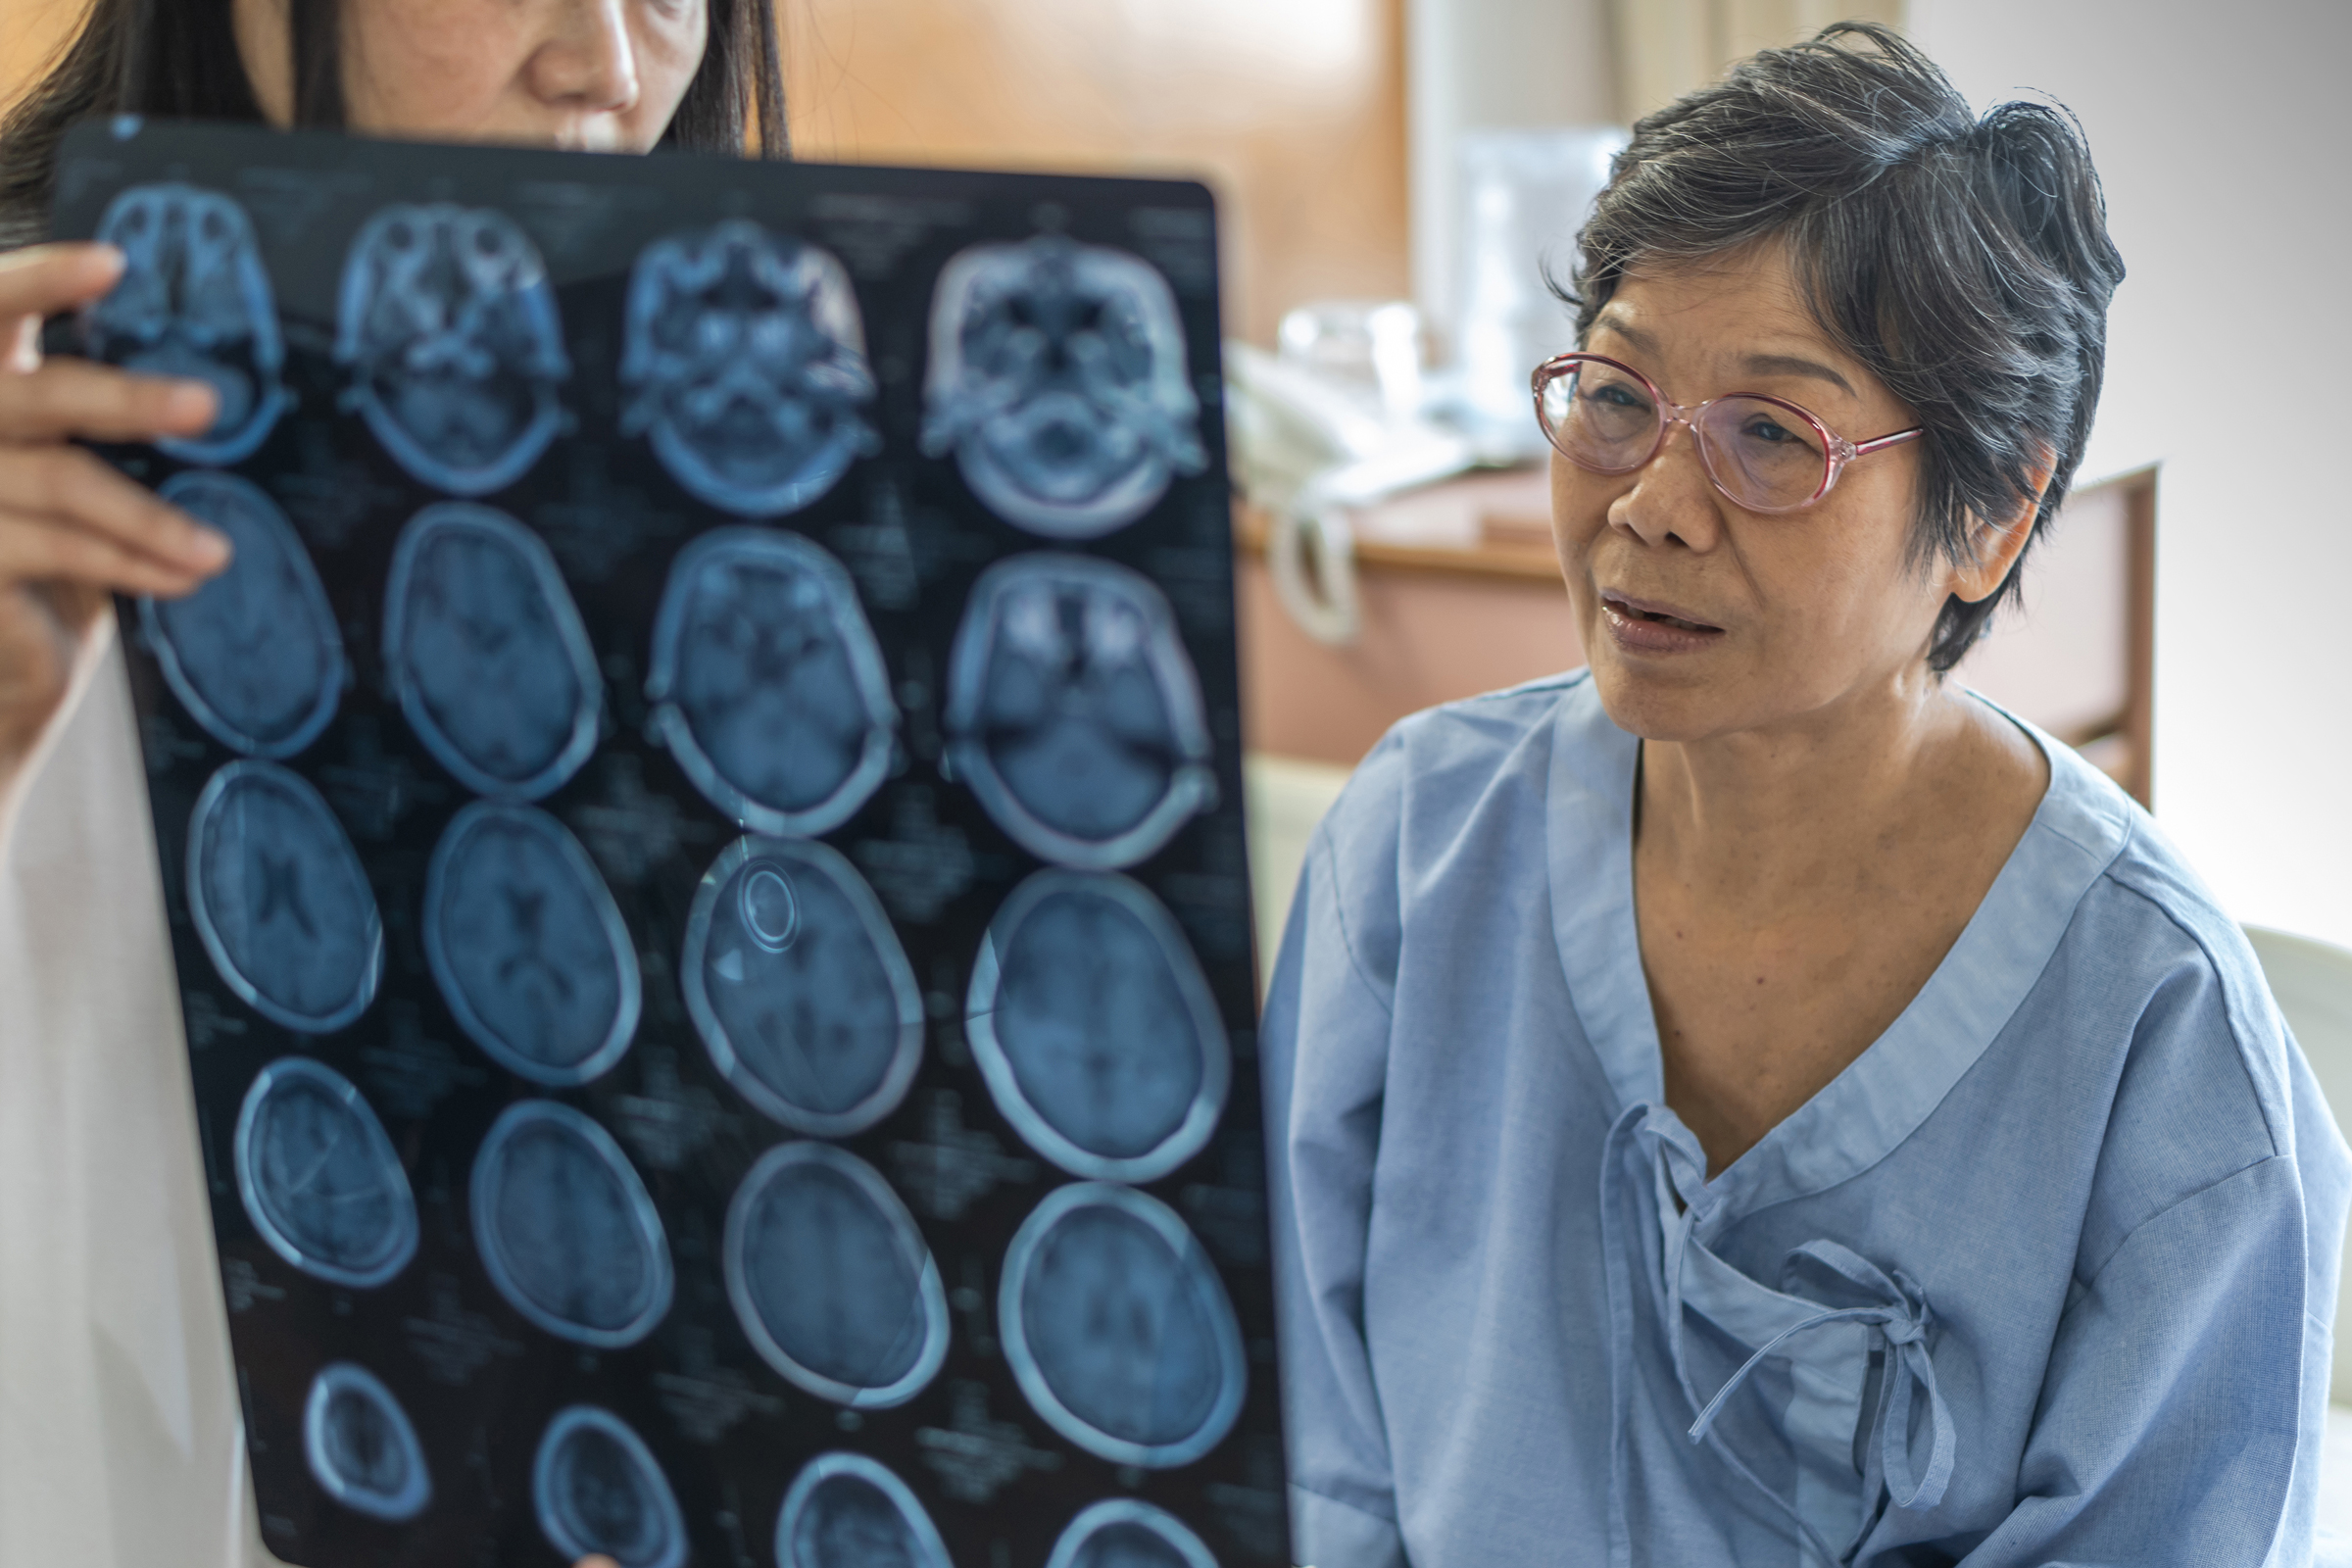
top-left (1405, 0), bottom-right (1615, 339)
top-left (1911, 0), bottom-right (2352, 948)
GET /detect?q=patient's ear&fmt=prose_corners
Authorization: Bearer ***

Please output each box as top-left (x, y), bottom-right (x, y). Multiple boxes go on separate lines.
top-left (1948, 447), bottom-right (2055, 605)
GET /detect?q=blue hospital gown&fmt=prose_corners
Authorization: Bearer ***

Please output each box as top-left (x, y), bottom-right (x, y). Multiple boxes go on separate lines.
top-left (1261, 671), bottom-right (2351, 1568)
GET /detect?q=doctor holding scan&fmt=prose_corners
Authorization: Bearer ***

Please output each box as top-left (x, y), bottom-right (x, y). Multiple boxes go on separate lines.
top-left (0, 0), bottom-right (776, 1564)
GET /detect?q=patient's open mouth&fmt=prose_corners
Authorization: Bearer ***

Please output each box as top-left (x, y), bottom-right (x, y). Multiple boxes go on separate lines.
top-left (1602, 592), bottom-right (1721, 635)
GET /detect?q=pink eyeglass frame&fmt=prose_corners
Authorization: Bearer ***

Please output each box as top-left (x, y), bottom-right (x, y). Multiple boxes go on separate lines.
top-left (1531, 351), bottom-right (1925, 514)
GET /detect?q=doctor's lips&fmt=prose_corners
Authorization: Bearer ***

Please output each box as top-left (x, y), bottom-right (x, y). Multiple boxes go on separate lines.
top-left (1600, 590), bottom-right (1724, 653)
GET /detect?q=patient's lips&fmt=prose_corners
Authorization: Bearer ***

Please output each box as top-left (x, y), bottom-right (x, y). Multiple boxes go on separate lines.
top-left (1601, 590), bottom-right (1724, 654)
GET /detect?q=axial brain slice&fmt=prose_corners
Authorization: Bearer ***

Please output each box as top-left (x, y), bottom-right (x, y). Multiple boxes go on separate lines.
top-left (946, 557), bottom-right (1212, 868)
top-left (189, 762), bottom-right (381, 1033)
top-left (971, 871), bottom-right (1228, 1180)
top-left (425, 804), bottom-right (640, 1086)
top-left (776, 1455), bottom-right (950, 1568)
top-left (88, 183), bottom-right (287, 464)
top-left (304, 1362), bottom-right (430, 1522)
top-left (1004, 1186), bottom-right (1245, 1466)
top-left (141, 471), bottom-right (343, 759)
top-left (724, 1145), bottom-right (946, 1405)
top-left (235, 1058), bottom-right (416, 1288)
top-left (1048, 1503), bottom-right (1219, 1568)
top-left (336, 203), bottom-right (568, 494)
top-left (533, 1407), bottom-right (687, 1568)
top-left (683, 838), bottom-right (922, 1136)
top-left (921, 235), bottom-right (1207, 538)
top-left (621, 221), bottom-right (879, 515)
top-left (385, 504), bottom-right (601, 800)
top-left (649, 530), bottom-right (895, 836)
top-left (471, 1102), bottom-right (672, 1347)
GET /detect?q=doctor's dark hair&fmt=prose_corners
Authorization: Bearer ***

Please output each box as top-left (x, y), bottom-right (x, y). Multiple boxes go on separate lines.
top-left (0, 0), bottom-right (787, 248)
top-left (1563, 23), bottom-right (2124, 672)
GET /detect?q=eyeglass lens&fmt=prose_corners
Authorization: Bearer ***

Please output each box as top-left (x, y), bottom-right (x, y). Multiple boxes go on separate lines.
top-left (1537, 359), bottom-right (1832, 512)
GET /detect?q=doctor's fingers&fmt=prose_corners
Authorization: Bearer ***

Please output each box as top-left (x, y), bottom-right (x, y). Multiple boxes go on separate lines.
top-left (0, 355), bottom-right (217, 444)
top-left (0, 509), bottom-right (220, 602)
top-left (0, 446), bottom-right (228, 585)
top-left (0, 243), bottom-right (126, 333)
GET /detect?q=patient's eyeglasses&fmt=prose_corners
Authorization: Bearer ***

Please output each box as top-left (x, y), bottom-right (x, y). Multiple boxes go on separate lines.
top-left (1531, 352), bottom-right (1924, 514)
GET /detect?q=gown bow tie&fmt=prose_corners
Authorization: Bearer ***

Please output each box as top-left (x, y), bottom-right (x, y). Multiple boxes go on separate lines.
top-left (1607, 1104), bottom-right (1957, 1567)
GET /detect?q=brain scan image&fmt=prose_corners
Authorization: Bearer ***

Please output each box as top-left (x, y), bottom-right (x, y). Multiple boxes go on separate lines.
top-left (944, 555), bottom-right (1213, 868)
top-left (234, 1057), bottom-right (417, 1290)
top-left (722, 1142), bottom-right (948, 1408)
top-left (1000, 1184), bottom-right (1246, 1468)
top-left (188, 761), bottom-right (382, 1033)
top-left (1045, 1500), bottom-right (1220, 1568)
top-left (85, 182), bottom-right (288, 465)
top-left (620, 221), bottom-right (879, 516)
top-left (469, 1100), bottom-right (672, 1348)
top-left (680, 836), bottom-right (923, 1138)
top-left (920, 234), bottom-right (1206, 539)
top-left (383, 503), bottom-right (602, 801)
top-left (424, 803), bottom-right (640, 1088)
top-left (774, 1452), bottom-right (952, 1568)
top-left (647, 529), bottom-right (896, 836)
top-left (966, 870), bottom-right (1228, 1183)
top-left (532, 1406), bottom-right (687, 1568)
top-left (138, 471), bottom-right (343, 760)
top-left (334, 203), bottom-right (568, 494)
top-left (302, 1361), bottom-right (431, 1523)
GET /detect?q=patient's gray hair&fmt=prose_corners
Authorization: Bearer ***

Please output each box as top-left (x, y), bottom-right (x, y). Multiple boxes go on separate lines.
top-left (1561, 23), bottom-right (2125, 671)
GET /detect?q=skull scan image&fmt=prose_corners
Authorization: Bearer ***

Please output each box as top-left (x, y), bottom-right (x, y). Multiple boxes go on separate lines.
top-left (469, 1101), bottom-right (673, 1348)
top-left (1000, 1184), bottom-right (1246, 1468)
top-left (921, 235), bottom-right (1207, 538)
top-left (647, 529), bottom-right (896, 836)
top-left (774, 1453), bottom-right (952, 1568)
top-left (335, 203), bottom-right (568, 494)
top-left (722, 1143), bottom-right (948, 1407)
top-left (424, 804), bottom-right (640, 1088)
top-left (188, 761), bottom-right (383, 1033)
top-left (967, 871), bottom-right (1229, 1182)
top-left (234, 1057), bottom-right (417, 1290)
top-left (1045, 1500), bottom-right (1221, 1568)
top-left (621, 222), bottom-right (879, 516)
top-left (86, 183), bottom-right (288, 464)
top-left (532, 1406), bottom-right (688, 1568)
top-left (139, 471), bottom-right (344, 760)
top-left (944, 556), bottom-right (1213, 868)
top-left (384, 504), bottom-right (602, 801)
top-left (303, 1362), bottom-right (431, 1523)
top-left (680, 837), bottom-right (923, 1138)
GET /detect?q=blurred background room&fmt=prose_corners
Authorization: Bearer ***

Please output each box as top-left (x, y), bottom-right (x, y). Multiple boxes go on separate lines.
top-left (6, 0), bottom-right (2352, 1520)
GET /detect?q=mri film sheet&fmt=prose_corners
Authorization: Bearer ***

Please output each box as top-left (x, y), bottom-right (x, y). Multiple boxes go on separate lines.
top-left (66, 118), bottom-right (1282, 1568)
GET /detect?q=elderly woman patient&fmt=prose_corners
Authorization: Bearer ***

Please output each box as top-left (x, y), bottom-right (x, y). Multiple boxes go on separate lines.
top-left (1262, 24), bottom-right (2349, 1568)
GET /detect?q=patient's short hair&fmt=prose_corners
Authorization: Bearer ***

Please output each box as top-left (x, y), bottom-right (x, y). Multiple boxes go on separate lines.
top-left (1565, 23), bottom-right (2125, 671)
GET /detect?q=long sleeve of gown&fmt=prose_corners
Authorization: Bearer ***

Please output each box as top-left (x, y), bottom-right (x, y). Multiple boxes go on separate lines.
top-left (1260, 742), bottom-right (1410, 1568)
top-left (1956, 1006), bottom-right (2351, 1568)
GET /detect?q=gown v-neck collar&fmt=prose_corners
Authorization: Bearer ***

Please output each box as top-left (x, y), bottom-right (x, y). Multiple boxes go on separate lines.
top-left (1544, 672), bottom-right (2136, 1223)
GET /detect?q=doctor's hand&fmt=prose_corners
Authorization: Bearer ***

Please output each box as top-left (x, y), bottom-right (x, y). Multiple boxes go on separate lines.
top-left (0, 241), bottom-right (227, 781)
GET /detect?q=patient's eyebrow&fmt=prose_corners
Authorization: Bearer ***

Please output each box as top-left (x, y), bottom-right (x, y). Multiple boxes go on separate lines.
top-left (1592, 313), bottom-right (1859, 401)
top-left (1590, 314), bottom-right (1655, 356)
top-left (1740, 353), bottom-right (1856, 398)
